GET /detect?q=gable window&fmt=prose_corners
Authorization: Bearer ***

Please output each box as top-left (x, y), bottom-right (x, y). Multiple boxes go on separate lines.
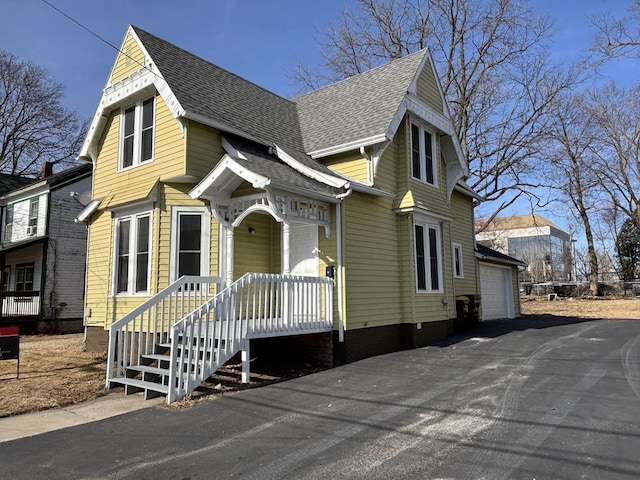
top-left (411, 122), bottom-right (436, 185)
top-left (452, 242), bottom-right (464, 278)
top-left (120, 96), bottom-right (155, 169)
top-left (414, 222), bottom-right (442, 292)
top-left (114, 211), bottom-right (151, 295)
top-left (15, 263), bottom-right (34, 292)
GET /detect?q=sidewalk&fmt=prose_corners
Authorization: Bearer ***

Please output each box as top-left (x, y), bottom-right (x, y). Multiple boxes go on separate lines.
top-left (0, 391), bottom-right (163, 443)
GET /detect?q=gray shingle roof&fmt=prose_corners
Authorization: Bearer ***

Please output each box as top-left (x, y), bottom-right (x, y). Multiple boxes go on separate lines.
top-left (224, 135), bottom-right (338, 198)
top-left (132, 26), bottom-right (305, 156)
top-left (294, 50), bottom-right (428, 154)
top-left (0, 174), bottom-right (36, 196)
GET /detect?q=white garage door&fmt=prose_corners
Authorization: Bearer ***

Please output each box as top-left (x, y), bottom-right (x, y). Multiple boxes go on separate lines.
top-left (479, 263), bottom-right (514, 320)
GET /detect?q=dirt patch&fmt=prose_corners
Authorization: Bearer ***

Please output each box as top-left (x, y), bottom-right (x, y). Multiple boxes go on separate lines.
top-left (521, 295), bottom-right (640, 319)
top-left (0, 334), bottom-right (107, 418)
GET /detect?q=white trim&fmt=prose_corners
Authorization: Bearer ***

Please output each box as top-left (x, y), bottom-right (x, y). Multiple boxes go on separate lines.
top-left (413, 220), bottom-right (444, 293)
top-left (409, 118), bottom-right (438, 187)
top-left (272, 144), bottom-right (349, 188)
top-left (112, 209), bottom-right (153, 297)
top-left (118, 96), bottom-right (156, 171)
top-left (75, 199), bottom-right (101, 223)
top-left (308, 133), bottom-right (389, 159)
top-left (169, 206), bottom-right (211, 283)
top-left (452, 242), bottom-right (464, 278)
top-left (395, 206), bottom-right (454, 223)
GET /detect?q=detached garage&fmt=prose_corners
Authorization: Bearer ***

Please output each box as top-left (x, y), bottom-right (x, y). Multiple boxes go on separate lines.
top-left (476, 245), bottom-right (526, 321)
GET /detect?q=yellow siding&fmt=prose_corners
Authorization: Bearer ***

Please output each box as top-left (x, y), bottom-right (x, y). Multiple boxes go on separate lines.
top-left (84, 209), bottom-right (112, 328)
top-left (185, 121), bottom-right (224, 179)
top-left (234, 213), bottom-right (280, 277)
top-left (94, 94), bottom-right (185, 208)
top-left (343, 193), bottom-right (403, 330)
top-left (324, 151), bottom-right (368, 183)
top-left (109, 32), bottom-right (146, 84)
top-left (415, 59), bottom-right (444, 114)
top-left (373, 138), bottom-right (398, 193)
top-left (450, 191), bottom-right (479, 296)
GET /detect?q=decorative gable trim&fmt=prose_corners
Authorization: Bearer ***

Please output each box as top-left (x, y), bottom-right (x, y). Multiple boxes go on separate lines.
top-left (271, 145), bottom-right (349, 189)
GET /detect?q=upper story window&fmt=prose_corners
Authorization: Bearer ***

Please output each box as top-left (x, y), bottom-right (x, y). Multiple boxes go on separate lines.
top-left (114, 210), bottom-right (152, 295)
top-left (414, 222), bottom-right (442, 292)
top-left (4, 206), bottom-right (13, 242)
top-left (27, 199), bottom-right (38, 236)
top-left (411, 122), bottom-right (436, 186)
top-left (121, 96), bottom-right (155, 170)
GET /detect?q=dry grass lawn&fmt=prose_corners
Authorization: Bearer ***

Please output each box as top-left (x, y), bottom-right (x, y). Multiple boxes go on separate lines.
top-left (2, 296), bottom-right (639, 418)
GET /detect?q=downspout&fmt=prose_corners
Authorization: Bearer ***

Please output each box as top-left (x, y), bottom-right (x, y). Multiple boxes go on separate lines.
top-left (335, 188), bottom-right (352, 342)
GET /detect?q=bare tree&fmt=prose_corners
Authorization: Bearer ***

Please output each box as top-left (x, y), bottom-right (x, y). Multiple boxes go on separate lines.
top-left (292, 0), bottom-right (582, 226)
top-left (0, 49), bottom-right (85, 177)
top-left (592, 0), bottom-right (640, 60)
top-left (587, 82), bottom-right (640, 230)
top-left (544, 91), bottom-right (601, 295)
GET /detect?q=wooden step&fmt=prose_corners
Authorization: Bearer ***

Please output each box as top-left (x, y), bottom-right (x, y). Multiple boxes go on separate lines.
top-left (127, 364), bottom-right (170, 377)
top-left (110, 377), bottom-right (169, 399)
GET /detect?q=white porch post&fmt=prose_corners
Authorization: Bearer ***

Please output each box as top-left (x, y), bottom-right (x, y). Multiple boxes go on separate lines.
top-left (225, 225), bottom-right (234, 286)
top-left (282, 221), bottom-right (291, 275)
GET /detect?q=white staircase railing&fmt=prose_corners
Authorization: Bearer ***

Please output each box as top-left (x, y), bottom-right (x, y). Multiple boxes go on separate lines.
top-left (106, 276), bottom-right (223, 387)
top-left (168, 273), bottom-right (334, 402)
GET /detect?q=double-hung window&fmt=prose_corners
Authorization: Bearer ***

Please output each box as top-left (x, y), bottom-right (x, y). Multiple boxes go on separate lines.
top-left (28, 199), bottom-right (38, 236)
top-left (114, 211), bottom-right (151, 295)
top-left (4, 206), bottom-right (13, 242)
top-left (414, 222), bottom-right (442, 292)
top-left (411, 122), bottom-right (436, 185)
top-left (452, 242), bottom-right (464, 278)
top-left (121, 96), bottom-right (155, 169)
top-left (15, 263), bottom-right (34, 292)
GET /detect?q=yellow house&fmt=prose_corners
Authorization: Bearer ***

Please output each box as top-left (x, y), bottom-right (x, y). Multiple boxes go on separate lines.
top-left (78, 26), bottom-right (481, 402)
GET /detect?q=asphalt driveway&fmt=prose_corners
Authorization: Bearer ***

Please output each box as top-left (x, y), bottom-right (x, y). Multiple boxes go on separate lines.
top-left (2, 315), bottom-right (640, 479)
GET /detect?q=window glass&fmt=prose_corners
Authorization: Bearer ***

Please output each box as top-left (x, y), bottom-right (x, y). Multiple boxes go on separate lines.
top-left (414, 222), bottom-right (441, 292)
top-left (120, 97), bottom-right (154, 169)
top-left (411, 124), bottom-right (421, 180)
top-left (116, 219), bottom-right (131, 293)
top-left (135, 216), bottom-right (150, 292)
top-left (410, 122), bottom-right (436, 186)
top-left (15, 264), bottom-right (34, 292)
top-left (178, 214), bottom-right (202, 277)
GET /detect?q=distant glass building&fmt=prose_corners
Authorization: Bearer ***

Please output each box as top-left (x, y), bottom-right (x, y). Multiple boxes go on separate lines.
top-left (476, 214), bottom-right (573, 283)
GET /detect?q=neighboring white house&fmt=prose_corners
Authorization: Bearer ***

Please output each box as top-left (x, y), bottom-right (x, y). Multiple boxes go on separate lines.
top-left (476, 214), bottom-right (573, 284)
top-left (0, 163), bottom-right (92, 332)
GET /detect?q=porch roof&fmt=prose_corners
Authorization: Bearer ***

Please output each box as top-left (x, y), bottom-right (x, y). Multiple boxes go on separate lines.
top-left (0, 236), bottom-right (47, 255)
top-left (195, 135), bottom-right (344, 201)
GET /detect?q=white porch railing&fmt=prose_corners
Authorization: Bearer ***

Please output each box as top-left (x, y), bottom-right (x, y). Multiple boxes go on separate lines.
top-left (168, 273), bottom-right (334, 402)
top-left (106, 276), bottom-right (223, 386)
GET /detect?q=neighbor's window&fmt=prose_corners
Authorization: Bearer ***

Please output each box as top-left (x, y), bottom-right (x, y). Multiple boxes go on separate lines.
top-left (15, 263), bottom-right (34, 292)
top-left (121, 96), bottom-right (155, 169)
top-left (411, 122), bottom-right (436, 185)
top-left (4, 206), bottom-right (13, 242)
top-left (114, 211), bottom-right (151, 295)
top-left (414, 222), bottom-right (442, 292)
top-left (28, 199), bottom-right (38, 235)
top-left (452, 243), bottom-right (464, 278)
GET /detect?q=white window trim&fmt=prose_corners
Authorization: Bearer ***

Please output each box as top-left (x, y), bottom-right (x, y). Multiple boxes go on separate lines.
top-left (452, 242), bottom-right (464, 278)
top-left (169, 206), bottom-right (211, 283)
top-left (414, 220), bottom-right (443, 293)
top-left (410, 120), bottom-right (438, 187)
top-left (119, 96), bottom-right (155, 171)
top-left (112, 209), bottom-right (153, 296)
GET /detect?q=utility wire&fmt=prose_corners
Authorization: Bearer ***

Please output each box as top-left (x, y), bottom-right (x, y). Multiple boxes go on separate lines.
top-left (39, 0), bottom-right (159, 79)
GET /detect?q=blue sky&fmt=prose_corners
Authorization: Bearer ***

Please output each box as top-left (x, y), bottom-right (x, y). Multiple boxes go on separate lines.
top-left (1, 0), bottom-right (632, 120)
top-left (0, 0), bottom-right (634, 233)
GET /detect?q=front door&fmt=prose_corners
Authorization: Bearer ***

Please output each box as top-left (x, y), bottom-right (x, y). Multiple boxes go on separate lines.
top-left (289, 223), bottom-right (318, 319)
top-left (290, 223), bottom-right (318, 277)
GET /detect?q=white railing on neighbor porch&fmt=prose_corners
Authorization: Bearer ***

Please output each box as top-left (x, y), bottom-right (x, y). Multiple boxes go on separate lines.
top-left (106, 276), bottom-right (223, 385)
top-left (0, 291), bottom-right (41, 319)
top-left (168, 273), bottom-right (334, 402)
